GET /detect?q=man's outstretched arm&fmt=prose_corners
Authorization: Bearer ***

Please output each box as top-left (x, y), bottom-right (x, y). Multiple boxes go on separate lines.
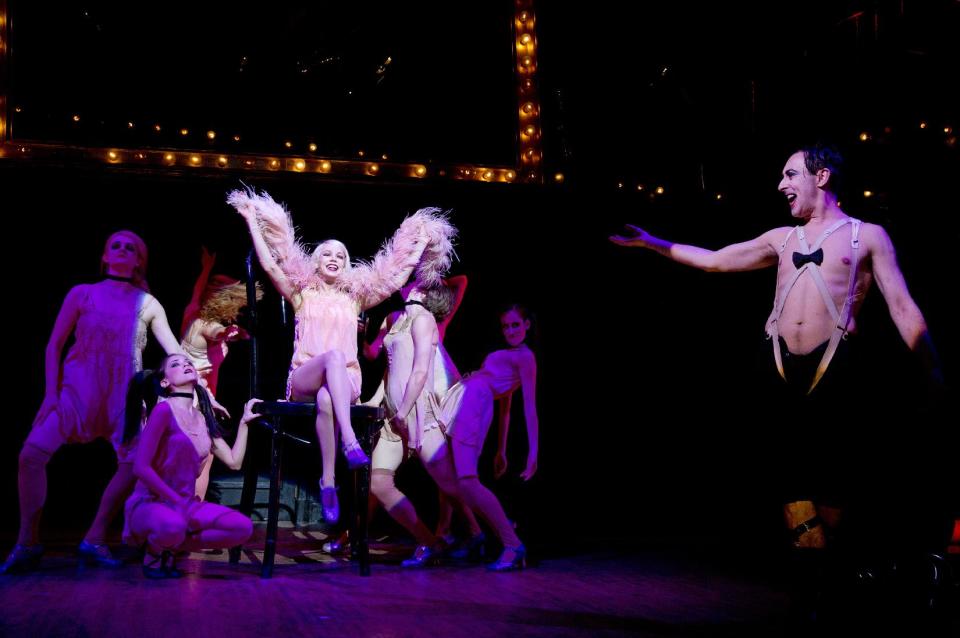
top-left (610, 224), bottom-right (782, 272)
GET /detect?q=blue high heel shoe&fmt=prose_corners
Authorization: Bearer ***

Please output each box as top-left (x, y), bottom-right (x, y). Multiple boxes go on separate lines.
top-left (77, 541), bottom-right (123, 568)
top-left (320, 484), bottom-right (340, 524)
top-left (487, 544), bottom-right (526, 572)
top-left (401, 543), bottom-right (444, 568)
top-left (142, 549), bottom-right (182, 579)
top-left (342, 440), bottom-right (370, 469)
top-left (322, 530), bottom-right (350, 554)
top-left (0, 544), bottom-right (43, 575)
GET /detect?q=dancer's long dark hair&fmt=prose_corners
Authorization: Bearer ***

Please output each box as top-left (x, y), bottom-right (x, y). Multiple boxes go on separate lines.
top-left (123, 354), bottom-right (222, 443)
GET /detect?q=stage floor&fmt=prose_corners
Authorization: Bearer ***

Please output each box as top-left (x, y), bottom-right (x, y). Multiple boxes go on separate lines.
top-left (1, 523), bottom-right (955, 637)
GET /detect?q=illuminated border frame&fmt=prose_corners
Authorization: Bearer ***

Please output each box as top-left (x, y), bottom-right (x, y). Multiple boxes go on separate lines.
top-left (0, 0), bottom-right (544, 184)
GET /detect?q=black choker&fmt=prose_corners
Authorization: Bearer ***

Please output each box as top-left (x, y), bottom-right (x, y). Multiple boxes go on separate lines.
top-left (404, 300), bottom-right (425, 308)
top-left (167, 392), bottom-right (194, 399)
top-left (104, 274), bottom-right (134, 283)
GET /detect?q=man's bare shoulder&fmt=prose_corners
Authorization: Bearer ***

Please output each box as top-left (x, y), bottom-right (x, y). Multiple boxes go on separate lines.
top-left (857, 222), bottom-right (895, 252)
top-left (858, 221), bottom-right (889, 237)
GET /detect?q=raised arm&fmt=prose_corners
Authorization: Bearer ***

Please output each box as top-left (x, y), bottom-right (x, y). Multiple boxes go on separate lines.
top-left (517, 350), bottom-right (539, 481)
top-left (349, 208), bottom-right (456, 310)
top-left (226, 188), bottom-right (309, 305)
top-left (211, 398), bottom-right (261, 470)
top-left (610, 224), bottom-right (782, 272)
top-left (246, 214), bottom-right (296, 303)
top-left (231, 197), bottom-right (296, 302)
top-left (350, 218), bottom-right (430, 310)
top-left (181, 247), bottom-right (216, 337)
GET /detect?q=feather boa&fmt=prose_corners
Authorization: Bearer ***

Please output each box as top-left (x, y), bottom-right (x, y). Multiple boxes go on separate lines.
top-left (226, 187), bottom-right (316, 289)
top-left (227, 189), bottom-right (457, 302)
top-left (346, 207), bottom-right (457, 307)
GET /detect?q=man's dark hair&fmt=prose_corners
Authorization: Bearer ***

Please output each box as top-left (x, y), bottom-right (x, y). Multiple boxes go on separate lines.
top-left (799, 142), bottom-right (844, 194)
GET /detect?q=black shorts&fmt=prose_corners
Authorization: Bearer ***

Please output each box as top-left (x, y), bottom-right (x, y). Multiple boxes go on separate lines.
top-left (756, 335), bottom-right (868, 506)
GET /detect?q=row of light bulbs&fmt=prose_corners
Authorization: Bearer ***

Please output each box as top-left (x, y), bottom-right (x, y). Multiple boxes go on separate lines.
top-left (3, 143), bottom-right (547, 185)
top-left (58, 111), bottom-right (400, 156)
top-left (614, 183), bottom-right (882, 201)
top-left (858, 121), bottom-right (954, 141)
top-left (5, 103), bottom-right (557, 183)
top-left (614, 120), bottom-right (957, 196)
top-left (25, 104), bottom-right (563, 169)
top-left (515, 1), bottom-right (542, 182)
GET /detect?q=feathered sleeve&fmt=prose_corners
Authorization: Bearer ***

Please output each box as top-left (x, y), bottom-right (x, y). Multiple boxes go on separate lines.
top-left (226, 188), bottom-right (316, 290)
top-left (346, 207), bottom-right (457, 310)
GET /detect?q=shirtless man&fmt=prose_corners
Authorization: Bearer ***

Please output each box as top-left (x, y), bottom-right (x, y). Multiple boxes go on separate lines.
top-left (609, 143), bottom-right (941, 550)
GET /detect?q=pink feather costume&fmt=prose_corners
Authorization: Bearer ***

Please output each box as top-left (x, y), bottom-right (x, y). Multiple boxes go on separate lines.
top-left (226, 188), bottom-right (456, 400)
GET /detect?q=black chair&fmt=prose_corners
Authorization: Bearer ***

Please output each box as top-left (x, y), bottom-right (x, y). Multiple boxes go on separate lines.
top-left (228, 251), bottom-right (384, 577)
top-left (242, 401), bottom-right (383, 577)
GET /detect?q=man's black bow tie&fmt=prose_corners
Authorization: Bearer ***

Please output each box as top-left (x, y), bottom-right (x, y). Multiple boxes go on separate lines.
top-left (792, 248), bottom-right (824, 269)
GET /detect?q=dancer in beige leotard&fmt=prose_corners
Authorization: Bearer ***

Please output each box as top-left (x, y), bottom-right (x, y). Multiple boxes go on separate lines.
top-left (2, 230), bottom-right (184, 574)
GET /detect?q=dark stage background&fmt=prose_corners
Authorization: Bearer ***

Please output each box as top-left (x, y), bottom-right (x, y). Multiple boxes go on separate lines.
top-left (1, 161), bottom-right (955, 556)
top-left (1, 1), bottom-right (957, 561)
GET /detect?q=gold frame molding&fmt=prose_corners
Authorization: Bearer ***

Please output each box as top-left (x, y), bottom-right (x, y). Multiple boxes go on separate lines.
top-left (0, 0), bottom-right (543, 184)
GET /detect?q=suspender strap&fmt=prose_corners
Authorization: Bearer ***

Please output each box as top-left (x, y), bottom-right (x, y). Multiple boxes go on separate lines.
top-left (778, 227), bottom-right (798, 254)
top-left (769, 218), bottom-right (861, 392)
top-left (768, 227), bottom-right (801, 380)
top-left (808, 219), bottom-right (860, 393)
